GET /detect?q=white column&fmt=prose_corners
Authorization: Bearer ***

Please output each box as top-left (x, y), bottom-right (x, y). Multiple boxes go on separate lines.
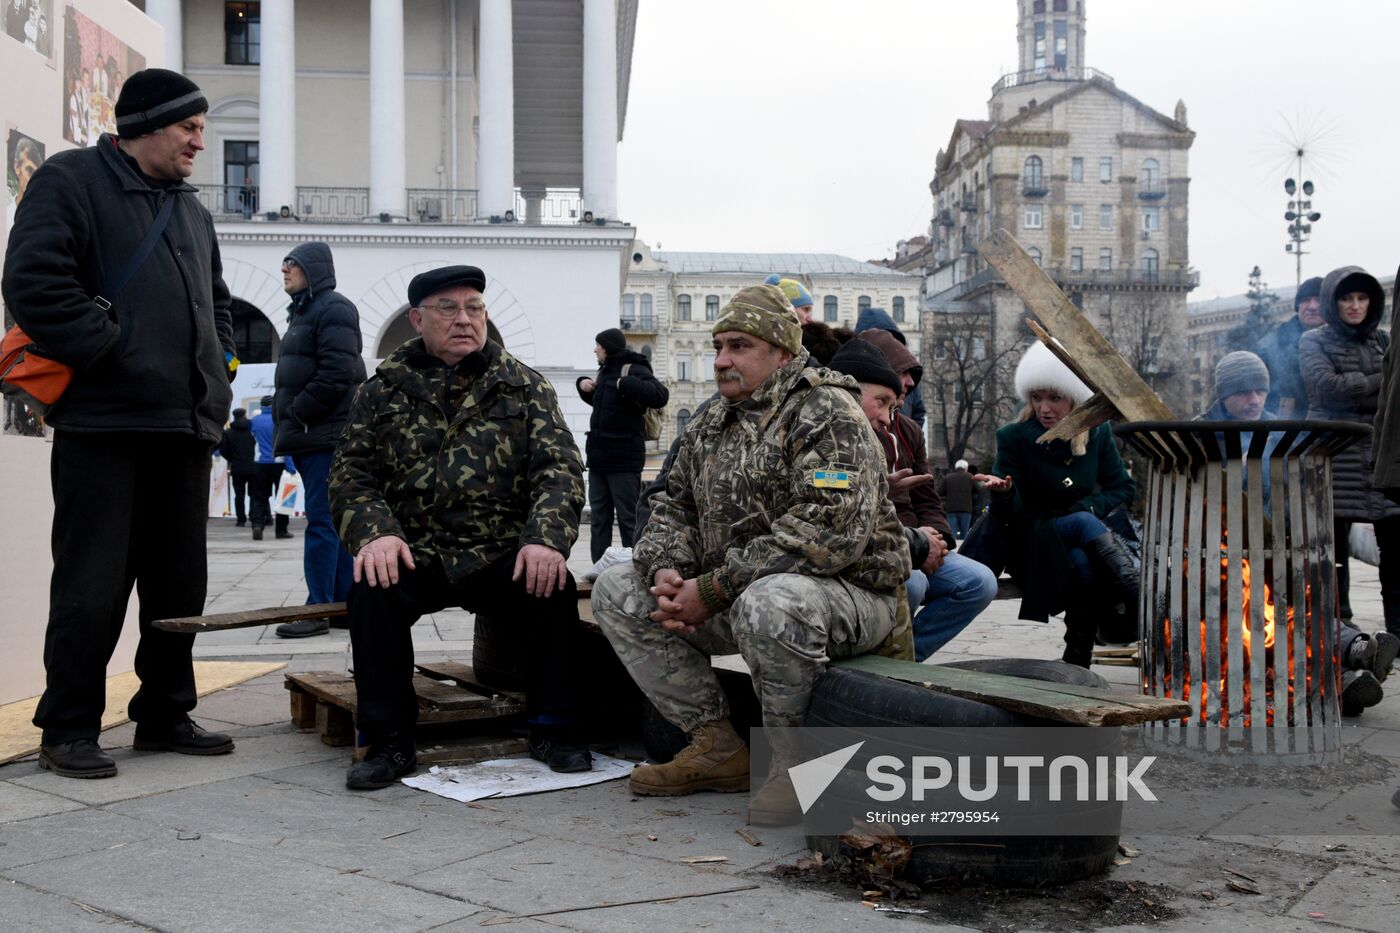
top-left (369, 0), bottom-right (407, 219)
top-left (144, 0), bottom-right (183, 72)
top-left (257, 0), bottom-right (296, 215)
top-left (477, 0), bottom-right (515, 218)
top-left (582, 0), bottom-right (618, 221)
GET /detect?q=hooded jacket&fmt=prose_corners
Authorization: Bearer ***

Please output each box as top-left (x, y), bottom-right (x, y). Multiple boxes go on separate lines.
top-left (2, 134), bottom-right (234, 443)
top-left (217, 412), bottom-right (256, 476)
top-left (855, 306), bottom-right (925, 427)
top-left (1298, 266), bottom-right (1399, 521)
top-left (1373, 265), bottom-right (1400, 498)
top-left (272, 242), bottom-right (366, 456)
top-left (574, 347), bottom-right (668, 472)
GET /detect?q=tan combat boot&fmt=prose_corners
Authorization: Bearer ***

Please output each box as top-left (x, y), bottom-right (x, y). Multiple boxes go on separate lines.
top-left (748, 764), bottom-right (801, 826)
top-left (629, 719), bottom-right (750, 796)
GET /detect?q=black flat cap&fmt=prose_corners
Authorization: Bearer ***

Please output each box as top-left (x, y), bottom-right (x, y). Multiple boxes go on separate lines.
top-left (408, 265), bottom-right (487, 307)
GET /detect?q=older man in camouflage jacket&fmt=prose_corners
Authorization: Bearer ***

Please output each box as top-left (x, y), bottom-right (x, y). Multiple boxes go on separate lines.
top-left (592, 284), bottom-right (910, 826)
top-left (330, 265), bottom-right (589, 790)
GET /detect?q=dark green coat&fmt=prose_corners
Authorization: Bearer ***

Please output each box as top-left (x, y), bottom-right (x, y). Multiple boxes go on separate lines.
top-left (330, 339), bottom-right (584, 583)
top-left (990, 418), bottom-right (1135, 622)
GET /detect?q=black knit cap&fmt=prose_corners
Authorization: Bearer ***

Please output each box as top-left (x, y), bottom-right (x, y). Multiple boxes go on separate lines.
top-left (408, 265), bottom-right (487, 306)
top-left (595, 328), bottom-right (627, 355)
top-left (115, 69), bottom-right (208, 138)
top-left (1295, 276), bottom-right (1323, 310)
top-left (828, 338), bottom-right (903, 398)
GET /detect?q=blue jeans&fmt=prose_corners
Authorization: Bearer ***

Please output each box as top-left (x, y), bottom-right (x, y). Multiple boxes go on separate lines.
top-left (911, 552), bottom-right (1000, 661)
top-left (948, 511), bottom-right (972, 538)
top-left (1053, 512), bottom-right (1110, 585)
top-left (292, 450), bottom-right (354, 605)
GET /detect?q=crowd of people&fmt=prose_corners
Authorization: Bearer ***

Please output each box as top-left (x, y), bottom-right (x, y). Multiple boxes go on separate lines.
top-left (5, 66), bottom-right (1398, 820)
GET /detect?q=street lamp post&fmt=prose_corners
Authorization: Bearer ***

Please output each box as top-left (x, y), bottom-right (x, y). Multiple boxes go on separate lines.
top-left (1283, 150), bottom-right (1322, 291)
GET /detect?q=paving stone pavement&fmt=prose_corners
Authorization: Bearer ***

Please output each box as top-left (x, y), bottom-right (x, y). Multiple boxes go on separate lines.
top-left (2, 517), bottom-right (1398, 931)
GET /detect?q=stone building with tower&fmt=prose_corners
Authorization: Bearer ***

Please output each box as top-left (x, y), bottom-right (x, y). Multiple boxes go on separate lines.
top-left (919, 0), bottom-right (1197, 464)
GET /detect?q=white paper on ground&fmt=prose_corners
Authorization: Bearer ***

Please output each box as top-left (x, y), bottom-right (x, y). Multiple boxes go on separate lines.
top-left (401, 753), bottom-right (635, 802)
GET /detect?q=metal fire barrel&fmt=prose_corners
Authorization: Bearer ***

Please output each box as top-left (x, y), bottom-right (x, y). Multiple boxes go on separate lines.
top-left (1114, 421), bottom-right (1368, 765)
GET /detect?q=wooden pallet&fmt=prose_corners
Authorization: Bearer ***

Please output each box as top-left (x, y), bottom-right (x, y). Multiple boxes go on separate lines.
top-left (285, 660), bottom-right (529, 763)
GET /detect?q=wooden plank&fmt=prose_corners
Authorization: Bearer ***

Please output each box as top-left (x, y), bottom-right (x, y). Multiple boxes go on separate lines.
top-left (155, 602), bottom-right (347, 633)
top-left (1040, 394), bottom-right (1120, 444)
top-left (289, 689), bottom-right (318, 729)
top-left (412, 673), bottom-right (492, 711)
top-left (316, 702), bottom-right (355, 747)
top-left (286, 671), bottom-right (357, 708)
top-left (417, 736), bottom-right (530, 766)
top-left (287, 670), bottom-right (525, 725)
top-left (979, 228), bottom-right (1176, 424)
top-left (831, 656), bottom-right (1189, 726)
top-left (413, 660), bottom-right (525, 701)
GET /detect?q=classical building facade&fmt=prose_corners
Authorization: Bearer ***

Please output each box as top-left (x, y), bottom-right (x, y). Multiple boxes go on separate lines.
top-left (918, 0), bottom-right (1197, 464)
top-left (133, 0), bottom-right (639, 443)
top-left (621, 242), bottom-right (920, 443)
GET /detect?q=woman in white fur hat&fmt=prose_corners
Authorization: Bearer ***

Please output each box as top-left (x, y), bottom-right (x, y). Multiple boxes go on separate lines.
top-left (973, 341), bottom-right (1138, 666)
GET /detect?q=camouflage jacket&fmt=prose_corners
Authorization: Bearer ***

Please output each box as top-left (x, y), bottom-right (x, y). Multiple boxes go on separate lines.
top-left (635, 350), bottom-right (911, 631)
top-left (330, 338), bottom-right (584, 583)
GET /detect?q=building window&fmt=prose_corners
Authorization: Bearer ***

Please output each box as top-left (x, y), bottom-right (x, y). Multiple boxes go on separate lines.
top-left (1142, 206), bottom-right (1160, 232)
top-left (824, 295), bottom-right (838, 323)
top-left (223, 141), bottom-right (259, 216)
top-left (639, 293), bottom-right (654, 329)
top-left (1069, 204), bottom-right (1083, 229)
top-left (1023, 155), bottom-right (1043, 190)
top-left (620, 293), bottom-right (635, 326)
top-left (1071, 157), bottom-right (1083, 182)
top-left (676, 409), bottom-right (693, 436)
top-left (676, 294), bottom-right (691, 321)
top-left (1033, 0), bottom-right (1045, 12)
top-left (1142, 158), bottom-right (1161, 187)
top-left (1099, 156), bottom-right (1113, 182)
top-left (225, 2), bottom-right (261, 65)
top-left (705, 295), bottom-right (719, 321)
top-left (1053, 0), bottom-right (1068, 10)
top-left (703, 352), bottom-right (715, 378)
top-left (1053, 19), bottom-right (1068, 70)
top-left (1027, 247), bottom-right (1042, 267)
top-left (858, 295), bottom-right (872, 313)
top-left (1141, 249), bottom-right (1160, 282)
top-left (893, 296), bottom-right (905, 322)
top-left (1033, 20), bottom-right (1046, 72)
top-left (1070, 248), bottom-right (1083, 273)
top-left (1099, 204), bottom-right (1113, 230)
top-left (676, 353), bottom-right (691, 382)
top-left (1024, 204), bottom-right (1044, 229)
top-left (1099, 248), bottom-right (1113, 271)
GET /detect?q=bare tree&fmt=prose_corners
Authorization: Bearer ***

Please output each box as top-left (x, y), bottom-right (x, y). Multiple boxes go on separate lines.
top-left (923, 310), bottom-right (1022, 467)
top-left (1100, 292), bottom-right (1188, 414)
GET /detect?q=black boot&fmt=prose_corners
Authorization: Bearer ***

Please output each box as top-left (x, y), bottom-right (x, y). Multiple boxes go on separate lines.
top-left (346, 734), bottom-right (417, 790)
top-left (39, 739), bottom-right (117, 779)
top-left (133, 717), bottom-right (235, 755)
top-left (529, 725), bottom-right (593, 773)
top-left (1084, 532), bottom-right (1140, 636)
top-left (1062, 609), bottom-right (1095, 668)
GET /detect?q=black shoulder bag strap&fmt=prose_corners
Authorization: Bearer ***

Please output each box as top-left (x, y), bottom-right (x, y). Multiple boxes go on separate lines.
top-left (93, 192), bottom-right (177, 312)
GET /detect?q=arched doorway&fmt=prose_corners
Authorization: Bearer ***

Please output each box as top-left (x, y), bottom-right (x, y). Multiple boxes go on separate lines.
top-left (231, 298), bottom-right (279, 362)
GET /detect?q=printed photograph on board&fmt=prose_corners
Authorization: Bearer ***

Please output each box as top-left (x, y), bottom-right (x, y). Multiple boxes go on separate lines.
top-left (6, 127), bottom-right (45, 225)
top-left (2, 0), bottom-right (54, 58)
top-left (62, 5), bottom-right (146, 147)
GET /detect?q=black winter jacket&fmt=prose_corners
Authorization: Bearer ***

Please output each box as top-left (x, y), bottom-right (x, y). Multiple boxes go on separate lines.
top-left (2, 134), bottom-right (234, 443)
top-left (217, 415), bottom-right (257, 476)
top-left (272, 242), bottom-right (366, 456)
top-left (575, 348), bottom-right (668, 472)
top-left (1298, 266), bottom-right (1399, 522)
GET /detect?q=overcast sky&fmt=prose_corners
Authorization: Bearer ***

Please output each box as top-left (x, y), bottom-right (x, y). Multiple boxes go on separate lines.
top-left (616, 0), bottom-right (1399, 301)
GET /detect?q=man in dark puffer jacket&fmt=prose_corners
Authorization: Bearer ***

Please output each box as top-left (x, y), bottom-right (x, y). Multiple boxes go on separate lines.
top-left (272, 242), bottom-right (367, 637)
top-left (576, 328), bottom-right (668, 562)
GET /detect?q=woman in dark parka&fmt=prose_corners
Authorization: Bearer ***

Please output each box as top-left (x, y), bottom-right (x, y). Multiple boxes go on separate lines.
top-left (976, 341), bottom-right (1138, 666)
top-left (1300, 265), bottom-right (1400, 635)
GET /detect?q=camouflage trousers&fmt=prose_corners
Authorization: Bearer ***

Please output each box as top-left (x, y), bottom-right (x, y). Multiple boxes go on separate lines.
top-left (592, 566), bottom-right (897, 734)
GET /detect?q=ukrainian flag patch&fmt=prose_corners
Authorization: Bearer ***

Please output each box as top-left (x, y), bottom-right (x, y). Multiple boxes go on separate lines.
top-left (812, 469), bottom-right (852, 490)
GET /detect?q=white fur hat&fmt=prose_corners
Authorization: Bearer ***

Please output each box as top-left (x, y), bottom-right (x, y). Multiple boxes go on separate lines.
top-left (1014, 340), bottom-right (1092, 405)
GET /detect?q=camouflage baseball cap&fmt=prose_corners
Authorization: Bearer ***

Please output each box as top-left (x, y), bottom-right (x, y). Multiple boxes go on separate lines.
top-left (712, 284), bottom-right (802, 355)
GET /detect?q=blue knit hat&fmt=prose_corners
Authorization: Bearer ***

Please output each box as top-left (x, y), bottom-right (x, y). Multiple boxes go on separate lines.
top-left (763, 274), bottom-right (814, 309)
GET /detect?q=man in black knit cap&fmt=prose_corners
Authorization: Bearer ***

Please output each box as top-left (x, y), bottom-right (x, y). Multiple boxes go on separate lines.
top-left (3, 68), bottom-right (237, 779)
top-left (1255, 275), bottom-right (1324, 418)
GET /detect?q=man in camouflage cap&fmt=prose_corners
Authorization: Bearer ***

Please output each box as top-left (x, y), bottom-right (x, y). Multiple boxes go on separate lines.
top-left (592, 284), bottom-right (910, 826)
top-left (331, 265), bottom-right (591, 790)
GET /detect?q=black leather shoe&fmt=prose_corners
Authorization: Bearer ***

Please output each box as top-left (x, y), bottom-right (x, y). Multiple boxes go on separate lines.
top-left (529, 729), bottom-right (593, 773)
top-left (1373, 632), bottom-right (1400, 683)
top-left (275, 531), bottom-right (295, 540)
top-left (275, 618), bottom-right (330, 638)
top-left (346, 738), bottom-right (417, 790)
top-left (133, 718), bottom-right (235, 755)
top-left (252, 527), bottom-right (264, 540)
top-left (1342, 670), bottom-right (1384, 717)
top-left (39, 739), bottom-right (117, 779)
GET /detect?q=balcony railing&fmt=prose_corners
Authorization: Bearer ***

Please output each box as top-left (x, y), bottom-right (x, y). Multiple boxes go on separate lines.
top-left (407, 188), bottom-right (479, 223)
top-left (194, 184), bottom-right (260, 219)
top-left (620, 314), bottom-right (657, 333)
top-left (296, 186), bottom-right (370, 223)
top-left (960, 193), bottom-right (978, 212)
top-left (936, 208), bottom-right (954, 227)
top-left (513, 187), bottom-right (584, 225)
top-left (932, 264), bottom-right (1198, 303)
top-left (1022, 177), bottom-right (1048, 197)
top-left (991, 65), bottom-right (1115, 95)
top-left (1137, 181), bottom-right (1167, 200)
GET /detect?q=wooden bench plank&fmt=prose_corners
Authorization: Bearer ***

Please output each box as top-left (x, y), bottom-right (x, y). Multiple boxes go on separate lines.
top-left (287, 669), bottom-right (525, 725)
top-left (155, 603), bottom-right (347, 633)
top-left (831, 655), bottom-right (1188, 727)
top-left (414, 660), bottom-right (525, 701)
top-left (412, 673), bottom-right (493, 711)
